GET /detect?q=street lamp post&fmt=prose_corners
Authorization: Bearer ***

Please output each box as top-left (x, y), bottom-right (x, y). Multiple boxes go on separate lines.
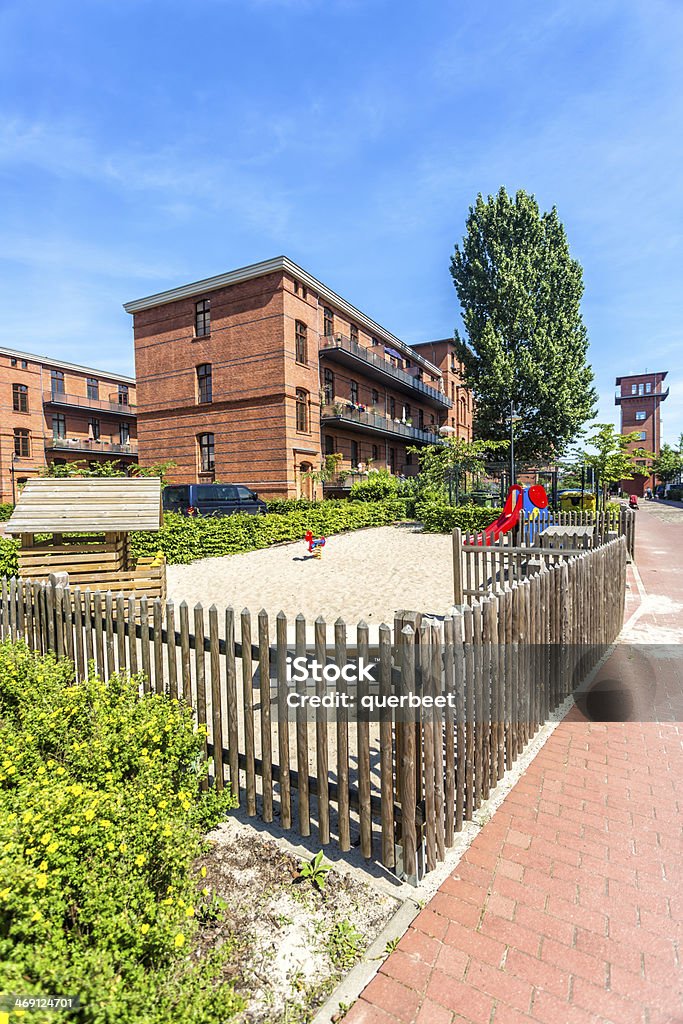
top-left (10, 453), bottom-right (18, 506)
top-left (509, 399), bottom-right (521, 488)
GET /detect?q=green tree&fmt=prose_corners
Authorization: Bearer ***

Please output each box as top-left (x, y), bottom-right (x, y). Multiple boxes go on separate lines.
top-left (450, 187), bottom-right (596, 463)
top-left (407, 436), bottom-right (509, 504)
top-left (651, 442), bottom-right (683, 484)
top-left (582, 424), bottom-right (654, 507)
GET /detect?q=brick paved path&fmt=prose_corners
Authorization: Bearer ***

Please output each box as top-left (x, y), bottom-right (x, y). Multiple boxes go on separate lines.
top-left (346, 506), bottom-right (683, 1024)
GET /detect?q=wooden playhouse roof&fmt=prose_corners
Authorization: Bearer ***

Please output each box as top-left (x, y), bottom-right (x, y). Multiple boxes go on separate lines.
top-left (5, 478), bottom-right (163, 535)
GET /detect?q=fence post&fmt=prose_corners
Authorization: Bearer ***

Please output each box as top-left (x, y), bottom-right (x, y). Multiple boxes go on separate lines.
top-left (398, 623), bottom-right (418, 884)
top-left (378, 622), bottom-right (395, 869)
top-left (452, 527), bottom-right (463, 606)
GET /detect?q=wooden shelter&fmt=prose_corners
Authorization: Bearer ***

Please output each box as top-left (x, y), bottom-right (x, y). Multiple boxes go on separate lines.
top-left (5, 478), bottom-right (166, 599)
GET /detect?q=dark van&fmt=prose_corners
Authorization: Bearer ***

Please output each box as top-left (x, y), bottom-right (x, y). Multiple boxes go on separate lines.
top-left (162, 484), bottom-right (267, 517)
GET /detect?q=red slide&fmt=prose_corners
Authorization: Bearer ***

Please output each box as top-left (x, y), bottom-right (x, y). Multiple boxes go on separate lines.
top-left (476, 484), bottom-right (524, 544)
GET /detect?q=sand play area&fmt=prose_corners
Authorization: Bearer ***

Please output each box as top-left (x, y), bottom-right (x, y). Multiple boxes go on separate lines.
top-left (167, 524), bottom-right (454, 628)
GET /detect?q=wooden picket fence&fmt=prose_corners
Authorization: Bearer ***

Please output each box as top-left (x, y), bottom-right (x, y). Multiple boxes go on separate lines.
top-left (0, 534), bottom-right (627, 884)
top-left (515, 507), bottom-right (636, 557)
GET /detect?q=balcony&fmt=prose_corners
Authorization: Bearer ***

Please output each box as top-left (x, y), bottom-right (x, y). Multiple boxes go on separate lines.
top-left (45, 389), bottom-right (136, 416)
top-left (321, 402), bottom-right (444, 445)
top-left (320, 334), bottom-right (452, 409)
top-left (615, 387), bottom-right (669, 404)
top-left (46, 437), bottom-right (138, 457)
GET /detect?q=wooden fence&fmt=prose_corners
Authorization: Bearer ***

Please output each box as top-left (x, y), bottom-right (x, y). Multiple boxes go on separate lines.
top-left (515, 506), bottom-right (636, 557)
top-left (0, 534), bottom-right (627, 884)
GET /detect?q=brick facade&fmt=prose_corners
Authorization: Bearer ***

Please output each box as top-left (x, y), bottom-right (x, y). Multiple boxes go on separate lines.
top-left (615, 371), bottom-right (668, 496)
top-left (0, 346), bottom-right (137, 504)
top-left (126, 257), bottom-right (473, 499)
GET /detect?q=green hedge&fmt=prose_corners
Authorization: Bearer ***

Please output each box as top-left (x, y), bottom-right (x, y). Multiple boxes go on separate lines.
top-left (264, 497), bottom-right (318, 514)
top-left (0, 642), bottom-right (240, 1024)
top-left (131, 499), bottom-right (412, 565)
top-left (0, 536), bottom-right (19, 578)
top-left (416, 502), bottom-right (504, 534)
top-left (0, 503), bottom-right (14, 522)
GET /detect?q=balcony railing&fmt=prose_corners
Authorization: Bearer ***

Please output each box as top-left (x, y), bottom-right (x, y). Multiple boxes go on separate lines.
top-left (321, 403), bottom-right (444, 444)
top-left (46, 437), bottom-right (138, 456)
top-left (45, 389), bottom-right (136, 416)
top-left (320, 334), bottom-right (452, 409)
top-left (615, 387), bottom-right (670, 403)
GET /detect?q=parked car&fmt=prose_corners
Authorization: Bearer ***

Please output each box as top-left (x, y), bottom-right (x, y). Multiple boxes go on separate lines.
top-left (162, 484), bottom-right (267, 517)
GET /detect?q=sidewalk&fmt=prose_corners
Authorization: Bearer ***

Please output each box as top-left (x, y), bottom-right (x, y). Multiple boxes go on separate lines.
top-left (346, 507), bottom-right (683, 1024)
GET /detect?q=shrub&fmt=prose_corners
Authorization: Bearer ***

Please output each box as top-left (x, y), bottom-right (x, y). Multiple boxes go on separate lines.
top-left (0, 503), bottom-right (14, 521)
top-left (668, 488), bottom-right (682, 501)
top-left (131, 499), bottom-right (411, 565)
top-left (416, 502), bottom-right (504, 534)
top-left (0, 536), bottom-right (19, 578)
top-left (264, 497), bottom-right (318, 514)
top-left (0, 642), bottom-right (240, 1024)
top-left (349, 470), bottom-right (399, 502)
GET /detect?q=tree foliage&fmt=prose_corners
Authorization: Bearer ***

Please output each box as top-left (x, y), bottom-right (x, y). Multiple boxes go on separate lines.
top-left (582, 424), bottom-right (654, 505)
top-left (450, 187), bottom-right (596, 462)
top-left (651, 442), bottom-right (683, 484)
top-left (407, 437), bottom-right (509, 503)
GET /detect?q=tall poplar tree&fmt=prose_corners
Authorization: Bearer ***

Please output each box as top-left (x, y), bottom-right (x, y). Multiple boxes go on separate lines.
top-left (451, 188), bottom-right (596, 464)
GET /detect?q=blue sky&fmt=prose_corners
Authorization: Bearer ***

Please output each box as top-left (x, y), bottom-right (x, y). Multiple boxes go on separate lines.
top-left (1, 0), bottom-right (681, 443)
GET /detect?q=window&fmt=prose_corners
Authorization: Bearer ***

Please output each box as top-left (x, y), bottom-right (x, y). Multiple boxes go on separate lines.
top-left (87, 377), bottom-right (99, 400)
top-left (324, 435), bottom-right (335, 455)
top-left (403, 403), bottom-right (411, 421)
top-left (638, 383), bottom-right (644, 396)
top-left (323, 307), bottom-right (334, 336)
top-left (389, 397), bottom-right (396, 419)
top-left (635, 411), bottom-right (646, 421)
top-left (372, 444), bottom-right (378, 461)
top-left (120, 422), bottom-right (130, 445)
top-left (323, 367), bottom-right (334, 404)
top-left (406, 451), bottom-right (413, 466)
top-left (418, 409), bottom-right (424, 430)
top-left (196, 363), bottom-right (213, 404)
top-left (118, 384), bottom-right (129, 406)
top-left (88, 418), bottom-right (101, 440)
top-left (460, 396), bottom-right (467, 422)
top-left (371, 336), bottom-right (380, 346)
top-left (52, 414), bottom-right (66, 439)
top-left (451, 355), bottom-right (457, 372)
top-left (451, 383), bottom-right (455, 401)
top-left (14, 428), bottom-right (30, 458)
top-left (295, 388), bottom-right (309, 432)
top-left (293, 279), bottom-right (307, 300)
top-left (350, 324), bottom-right (359, 345)
top-left (295, 321), bottom-right (307, 364)
top-left (351, 440), bottom-right (359, 466)
top-left (371, 389), bottom-right (379, 406)
top-left (10, 357), bottom-right (16, 366)
top-left (51, 369), bottom-right (65, 395)
top-left (389, 447), bottom-right (396, 473)
top-left (350, 380), bottom-right (359, 404)
top-left (637, 431), bottom-right (647, 440)
top-left (198, 433), bottom-right (215, 472)
top-left (631, 384), bottom-right (637, 395)
top-left (646, 382), bottom-right (652, 393)
top-left (195, 298), bottom-right (211, 337)
top-left (12, 383), bottom-right (28, 413)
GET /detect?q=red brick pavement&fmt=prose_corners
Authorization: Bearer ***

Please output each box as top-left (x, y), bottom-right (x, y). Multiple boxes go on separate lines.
top-left (346, 507), bottom-right (683, 1024)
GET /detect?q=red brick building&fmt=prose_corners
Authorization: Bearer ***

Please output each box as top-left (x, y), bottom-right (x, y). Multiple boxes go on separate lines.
top-left (124, 257), bottom-right (473, 499)
top-left (615, 371), bottom-right (669, 496)
top-left (0, 345), bottom-right (137, 504)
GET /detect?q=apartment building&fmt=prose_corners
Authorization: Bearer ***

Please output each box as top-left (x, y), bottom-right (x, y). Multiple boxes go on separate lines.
top-left (124, 256), bottom-right (473, 499)
top-left (615, 371), bottom-right (668, 496)
top-left (0, 346), bottom-right (137, 503)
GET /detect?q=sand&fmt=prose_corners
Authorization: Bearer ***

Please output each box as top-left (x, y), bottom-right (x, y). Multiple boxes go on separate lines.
top-left (166, 524), bottom-right (454, 631)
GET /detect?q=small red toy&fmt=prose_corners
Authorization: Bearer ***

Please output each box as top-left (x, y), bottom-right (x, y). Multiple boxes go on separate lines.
top-left (304, 530), bottom-right (326, 558)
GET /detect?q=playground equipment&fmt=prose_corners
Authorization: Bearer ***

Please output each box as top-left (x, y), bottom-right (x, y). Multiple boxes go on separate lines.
top-left (304, 530), bottom-right (326, 558)
top-left (477, 483), bottom-right (550, 543)
top-left (5, 477), bottom-right (166, 600)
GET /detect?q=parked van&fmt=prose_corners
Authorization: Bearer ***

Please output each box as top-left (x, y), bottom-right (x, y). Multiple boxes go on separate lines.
top-left (162, 484), bottom-right (267, 517)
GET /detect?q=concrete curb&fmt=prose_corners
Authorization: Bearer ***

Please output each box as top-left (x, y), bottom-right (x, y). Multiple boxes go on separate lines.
top-left (310, 896), bottom-right (421, 1024)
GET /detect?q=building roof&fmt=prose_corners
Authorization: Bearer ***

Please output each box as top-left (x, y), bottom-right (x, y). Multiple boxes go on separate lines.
top-left (5, 478), bottom-right (162, 535)
top-left (615, 371), bottom-right (668, 384)
top-left (123, 255), bottom-right (442, 377)
top-left (0, 345), bottom-right (135, 385)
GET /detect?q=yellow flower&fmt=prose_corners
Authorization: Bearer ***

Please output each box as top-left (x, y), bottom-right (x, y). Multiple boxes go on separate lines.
top-left (135, 854), bottom-right (146, 867)
top-left (200, 866), bottom-right (207, 878)
top-left (106, 842), bottom-right (115, 852)
top-left (162, 826), bottom-right (172, 838)
top-left (70, 826), bottom-right (80, 836)
top-left (37, 765), bottom-right (46, 776)
top-left (39, 860), bottom-right (47, 871)
top-left (84, 808), bottom-right (95, 822)
top-left (119, 843), bottom-right (128, 853)
top-left (35, 873), bottom-right (48, 889)
top-left (140, 923), bottom-right (150, 935)
top-left (40, 832), bottom-right (52, 845)
top-left (185, 906), bottom-right (195, 917)
top-left (47, 842), bottom-right (58, 854)
top-left (56, 767), bottom-right (66, 776)
top-left (0, 886), bottom-right (11, 900)
top-left (202, 887), bottom-right (209, 896)
top-left (70, 784), bottom-right (83, 797)
top-left (174, 933), bottom-right (185, 948)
